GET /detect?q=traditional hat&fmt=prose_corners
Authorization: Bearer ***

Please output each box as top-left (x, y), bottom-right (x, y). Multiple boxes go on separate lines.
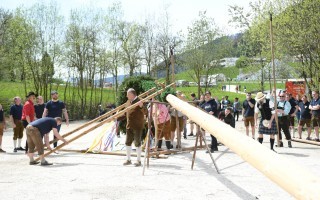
top-left (255, 92), bottom-right (266, 101)
top-left (26, 91), bottom-right (37, 98)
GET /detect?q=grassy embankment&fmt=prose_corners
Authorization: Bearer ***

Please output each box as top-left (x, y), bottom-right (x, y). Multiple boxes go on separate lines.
top-left (0, 81), bottom-right (115, 115)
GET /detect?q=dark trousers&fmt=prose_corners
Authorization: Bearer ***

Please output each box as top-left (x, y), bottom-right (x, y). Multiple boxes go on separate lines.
top-left (22, 120), bottom-right (29, 152)
top-left (211, 135), bottom-right (218, 150)
top-left (53, 124), bottom-right (61, 148)
top-left (234, 111), bottom-right (239, 121)
top-left (278, 116), bottom-right (291, 140)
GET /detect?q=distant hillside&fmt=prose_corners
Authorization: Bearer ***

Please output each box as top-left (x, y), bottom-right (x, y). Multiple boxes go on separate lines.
top-left (152, 34), bottom-right (243, 78)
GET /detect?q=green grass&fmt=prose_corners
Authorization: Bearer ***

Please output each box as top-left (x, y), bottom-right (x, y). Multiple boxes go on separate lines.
top-left (0, 81), bottom-right (115, 115)
top-left (159, 65), bottom-right (264, 83)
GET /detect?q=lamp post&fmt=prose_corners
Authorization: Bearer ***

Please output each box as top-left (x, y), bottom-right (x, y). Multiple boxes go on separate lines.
top-left (229, 78), bottom-right (231, 92)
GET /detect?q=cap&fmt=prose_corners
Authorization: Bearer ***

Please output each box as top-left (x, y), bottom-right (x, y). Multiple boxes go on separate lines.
top-left (26, 91), bottom-right (37, 98)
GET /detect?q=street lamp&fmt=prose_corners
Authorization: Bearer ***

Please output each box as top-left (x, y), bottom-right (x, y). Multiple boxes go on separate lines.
top-left (229, 78), bottom-right (231, 92)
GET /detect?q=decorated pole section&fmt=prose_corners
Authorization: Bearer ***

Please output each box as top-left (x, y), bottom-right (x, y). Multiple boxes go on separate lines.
top-left (166, 94), bottom-right (320, 200)
top-left (35, 83), bottom-right (174, 161)
top-left (49, 87), bottom-right (156, 144)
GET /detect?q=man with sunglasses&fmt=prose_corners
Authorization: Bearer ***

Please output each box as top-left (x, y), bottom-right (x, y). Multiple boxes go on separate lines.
top-left (309, 90), bottom-right (320, 141)
top-left (274, 92), bottom-right (292, 148)
top-left (42, 91), bottom-right (69, 151)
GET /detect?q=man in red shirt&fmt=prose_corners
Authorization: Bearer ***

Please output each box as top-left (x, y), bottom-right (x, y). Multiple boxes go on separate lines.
top-left (22, 91), bottom-right (37, 152)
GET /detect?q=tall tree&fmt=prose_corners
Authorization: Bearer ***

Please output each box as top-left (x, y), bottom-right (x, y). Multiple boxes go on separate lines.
top-left (118, 21), bottom-right (144, 76)
top-left (182, 11), bottom-right (220, 97)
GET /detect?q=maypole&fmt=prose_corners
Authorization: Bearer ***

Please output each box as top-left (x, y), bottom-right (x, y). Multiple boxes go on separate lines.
top-left (269, 12), bottom-right (280, 147)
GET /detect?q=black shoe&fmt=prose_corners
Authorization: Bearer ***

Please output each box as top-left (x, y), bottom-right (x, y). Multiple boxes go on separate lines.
top-left (213, 148), bottom-right (218, 151)
top-left (29, 161), bottom-right (40, 165)
top-left (13, 148), bottom-right (17, 152)
top-left (165, 141), bottom-right (172, 150)
top-left (188, 133), bottom-right (194, 136)
top-left (17, 147), bottom-right (25, 151)
top-left (271, 149), bottom-right (277, 153)
top-left (41, 160), bottom-right (53, 166)
top-left (288, 141), bottom-right (292, 148)
top-left (183, 136), bottom-right (187, 139)
top-left (276, 142), bottom-right (283, 147)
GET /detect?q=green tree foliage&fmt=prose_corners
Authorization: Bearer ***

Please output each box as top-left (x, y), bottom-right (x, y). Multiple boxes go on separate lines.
top-left (116, 75), bottom-right (155, 106)
top-left (235, 56), bottom-right (250, 68)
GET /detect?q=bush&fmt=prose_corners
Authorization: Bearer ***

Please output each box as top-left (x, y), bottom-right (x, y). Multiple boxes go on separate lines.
top-left (116, 75), bottom-right (156, 105)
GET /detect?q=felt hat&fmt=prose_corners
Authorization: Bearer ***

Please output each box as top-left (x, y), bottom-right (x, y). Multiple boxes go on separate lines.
top-left (255, 92), bottom-right (266, 101)
top-left (26, 91), bottom-right (37, 98)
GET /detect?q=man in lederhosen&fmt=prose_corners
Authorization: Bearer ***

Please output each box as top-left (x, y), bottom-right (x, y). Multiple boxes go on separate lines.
top-left (10, 97), bottom-right (24, 152)
top-left (309, 90), bottom-right (320, 141)
top-left (254, 92), bottom-right (277, 152)
top-left (298, 95), bottom-right (312, 140)
top-left (274, 92), bottom-right (292, 148)
top-left (121, 88), bottom-right (147, 167)
top-left (286, 93), bottom-right (299, 138)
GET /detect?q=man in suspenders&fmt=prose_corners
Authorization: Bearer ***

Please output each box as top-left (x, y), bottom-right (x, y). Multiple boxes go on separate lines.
top-left (274, 92), bottom-right (292, 148)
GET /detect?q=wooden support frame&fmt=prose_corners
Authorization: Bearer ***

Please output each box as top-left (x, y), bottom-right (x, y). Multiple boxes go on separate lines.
top-left (48, 87), bottom-right (157, 145)
top-left (34, 83), bottom-right (174, 162)
top-left (191, 126), bottom-right (219, 173)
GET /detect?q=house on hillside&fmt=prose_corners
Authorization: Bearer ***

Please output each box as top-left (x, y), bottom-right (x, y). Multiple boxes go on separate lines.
top-left (220, 57), bottom-right (239, 67)
top-left (200, 73), bottom-right (226, 86)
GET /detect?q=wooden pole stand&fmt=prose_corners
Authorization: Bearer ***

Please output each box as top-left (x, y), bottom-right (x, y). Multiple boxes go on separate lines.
top-left (35, 83), bottom-right (175, 162)
top-left (191, 128), bottom-right (220, 173)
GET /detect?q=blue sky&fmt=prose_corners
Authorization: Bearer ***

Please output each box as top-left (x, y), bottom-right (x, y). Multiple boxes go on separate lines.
top-left (0, 0), bottom-right (251, 34)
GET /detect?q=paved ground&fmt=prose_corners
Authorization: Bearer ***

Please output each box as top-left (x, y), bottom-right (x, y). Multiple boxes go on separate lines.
top-left (1, 117), bottom-right (320, 200)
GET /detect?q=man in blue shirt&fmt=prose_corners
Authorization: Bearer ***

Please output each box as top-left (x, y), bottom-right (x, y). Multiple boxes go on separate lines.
top-left (42, 91), bottom-right (69, 150)
top-left (34, 96), bottom-right (46, 120)
top-left (298, 95), bottom-right (311, 139)
top-left (9, 97), bottom-right (24, 152)
top-left (26, 117), bottom-right (68, 165)
top-left (309, 90), bottom-right (320, 141)
top-left (200, 91), bottom-right (218, 153)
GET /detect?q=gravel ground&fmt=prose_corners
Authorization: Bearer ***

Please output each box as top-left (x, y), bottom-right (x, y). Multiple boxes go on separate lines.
top-left (1, 117), bottom-right (320, 200)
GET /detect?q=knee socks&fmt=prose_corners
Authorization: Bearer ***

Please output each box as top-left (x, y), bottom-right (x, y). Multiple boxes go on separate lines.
top-left (270, 138), bottom-right (275, 150)
top-left (136, 146), bottom-right (141, 162)
top-left (126, 146), bottom-right (131, 161)
top-left (258, 137), bottom-right (263, 144)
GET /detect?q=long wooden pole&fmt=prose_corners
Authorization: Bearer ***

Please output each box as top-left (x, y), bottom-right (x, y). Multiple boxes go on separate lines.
top-left (291, 138), bottom-right (320, 146)
top-left (167, 94), bottom-right (320, 200)
top-left (35, 84), bottom-right (174, 162)
top-left (269, 13), bottom-right (280, 147)
top-left (49, 87), bottom-right (156, 144)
